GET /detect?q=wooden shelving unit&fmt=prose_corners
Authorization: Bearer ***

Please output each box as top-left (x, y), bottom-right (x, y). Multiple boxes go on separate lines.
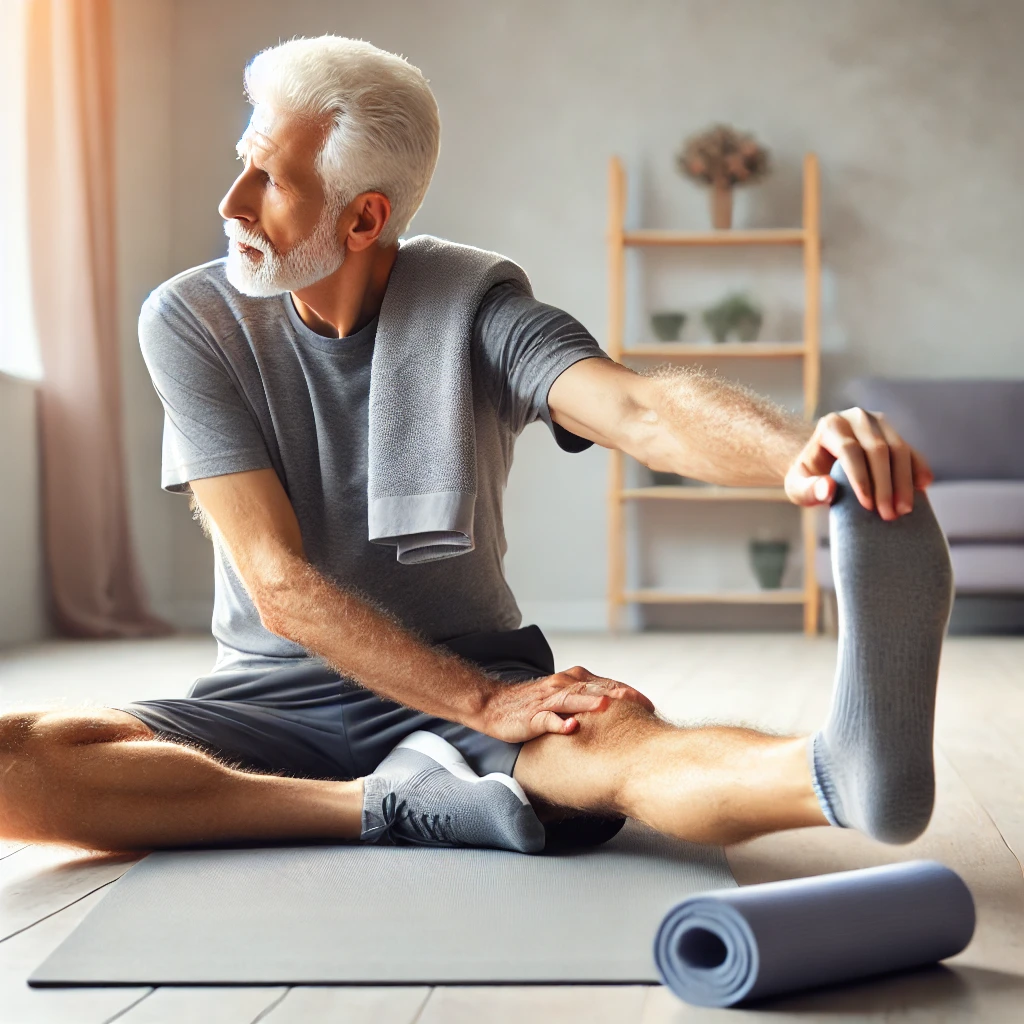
top-left (606, 153), bottom-right (822, 635)
top-left (625, 342), bottom-right (805, 359)
top-left (620, 486), bottom-right (791, 502)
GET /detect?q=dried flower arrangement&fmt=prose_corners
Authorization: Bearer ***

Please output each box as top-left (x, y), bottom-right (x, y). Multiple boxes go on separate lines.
top-left (676, 125), bottom-right (771, 229)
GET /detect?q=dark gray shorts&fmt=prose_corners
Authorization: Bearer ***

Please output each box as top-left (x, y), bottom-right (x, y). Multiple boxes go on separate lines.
top-left (119, 625), bottom-right (625, 850)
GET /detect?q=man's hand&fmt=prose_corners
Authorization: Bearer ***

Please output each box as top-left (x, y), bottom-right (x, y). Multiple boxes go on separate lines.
top-left (477, 666), bottom-right (656, 744)
top-left (785, 408), bottom-right (934, 519)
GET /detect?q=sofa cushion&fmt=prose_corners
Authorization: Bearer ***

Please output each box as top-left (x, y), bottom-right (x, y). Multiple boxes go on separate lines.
top-left (845, 378), bottom-right (1024, 481)
top-left (816, 480), bottom-right (1024, 543)
top-left (927, 481), bottom-right (1024, 541)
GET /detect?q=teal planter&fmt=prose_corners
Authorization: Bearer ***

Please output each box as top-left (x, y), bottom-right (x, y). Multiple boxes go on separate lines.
top-left (650, 470), bottom-right (684, 487)
top-left (650, 312), bottom-right (687, 342)
top-left (749, 539), bottom-right (789, 589)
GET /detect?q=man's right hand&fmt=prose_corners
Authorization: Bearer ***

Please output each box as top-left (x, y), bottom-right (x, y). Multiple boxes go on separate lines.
top-left (476, 666), bottom-right (656, 743)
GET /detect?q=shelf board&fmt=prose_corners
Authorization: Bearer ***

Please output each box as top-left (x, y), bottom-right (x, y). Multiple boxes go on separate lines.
top-left (622, 228), bottom-right (806, 247)
top-left (621, 486), bottom-right (790, 502)
top-left (623, 589), bottom-right (808, 605)
top-left (622, 343), bottom-right (806, 359)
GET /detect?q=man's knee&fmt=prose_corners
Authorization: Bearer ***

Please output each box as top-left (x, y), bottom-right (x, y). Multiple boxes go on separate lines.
top-left (569, 693), bottom-right (664, 749)
top-left (0, 708), bottom-right (153, 757)
top-left (515, 696), bottom-right (664, 817)
top-left (0, 709), bottom-right (153, 842)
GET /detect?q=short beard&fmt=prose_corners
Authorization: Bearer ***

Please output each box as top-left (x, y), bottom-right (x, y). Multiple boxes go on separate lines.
top-left (223, 194), bottom-right (347, 297)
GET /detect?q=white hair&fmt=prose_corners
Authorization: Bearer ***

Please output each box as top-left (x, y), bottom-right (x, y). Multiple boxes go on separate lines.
top-left (243, 36), bottom-right (440, 247)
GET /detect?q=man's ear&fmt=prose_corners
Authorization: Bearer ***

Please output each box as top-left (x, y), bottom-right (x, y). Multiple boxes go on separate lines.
top-left (345, 191), bottom-right (392, 252)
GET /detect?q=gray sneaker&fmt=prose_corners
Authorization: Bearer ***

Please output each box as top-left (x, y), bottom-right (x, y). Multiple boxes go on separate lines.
top-left (359, 730), bottom-right (545, 854)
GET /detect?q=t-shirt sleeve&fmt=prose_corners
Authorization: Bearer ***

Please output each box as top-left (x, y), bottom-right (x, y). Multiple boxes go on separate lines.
top-left (472, 280), bottom-right (611, 452)
top-left (138, 290), bottom-right (273, 493)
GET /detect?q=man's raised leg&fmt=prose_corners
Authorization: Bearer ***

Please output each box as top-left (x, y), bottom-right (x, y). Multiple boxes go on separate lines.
top-left (515, 464), bottom-right (952, 848)
top-left (0, 709), bottom-right (364, 850)
top-left (514, 700), bottom-right (827, 846)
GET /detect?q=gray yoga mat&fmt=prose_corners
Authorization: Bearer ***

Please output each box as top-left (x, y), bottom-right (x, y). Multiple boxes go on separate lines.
top-left (30, 820), bottom-right (732, 986)
top-left (654, 860), bottom-right (976, 1007)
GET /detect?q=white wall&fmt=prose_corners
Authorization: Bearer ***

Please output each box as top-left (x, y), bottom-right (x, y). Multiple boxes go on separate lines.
top-left (0, 375), bottom-right (46, 646)
top-left (114, 0), bottom-right (1024, 632)
top-left (114, 0), bottom-right (212, 628)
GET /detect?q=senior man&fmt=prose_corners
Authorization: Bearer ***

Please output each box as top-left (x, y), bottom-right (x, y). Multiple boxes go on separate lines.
top-left (1, 37), bottom-right (952, 856)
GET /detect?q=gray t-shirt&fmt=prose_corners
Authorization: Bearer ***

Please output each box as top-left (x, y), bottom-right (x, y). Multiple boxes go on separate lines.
top-left (140, 257), bottom-right (608, 673)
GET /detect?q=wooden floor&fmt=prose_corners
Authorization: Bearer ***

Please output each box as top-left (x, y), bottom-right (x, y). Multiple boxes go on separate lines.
top-left (0, 632), bottom-right (1021, 1023)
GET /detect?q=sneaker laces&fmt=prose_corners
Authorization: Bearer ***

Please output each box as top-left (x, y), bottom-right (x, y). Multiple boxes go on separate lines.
top-left (365, 790), bottom-right (463, 846)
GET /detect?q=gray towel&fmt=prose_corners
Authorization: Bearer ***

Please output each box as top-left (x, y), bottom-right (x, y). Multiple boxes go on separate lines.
top-left (368, 234), bottom-right (532, 563)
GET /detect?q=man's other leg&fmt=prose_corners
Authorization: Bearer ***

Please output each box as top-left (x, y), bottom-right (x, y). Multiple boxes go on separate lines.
top-left (0, 708), bottom-right (364, 851)
top-left (513, 698), bottom-right (826, 847)
top-left (515, 464), bottom-right (953, 848)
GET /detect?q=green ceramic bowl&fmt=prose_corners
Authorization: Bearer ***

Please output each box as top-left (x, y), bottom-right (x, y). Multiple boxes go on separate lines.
top-left (650, 311), bottom-right (687, 342)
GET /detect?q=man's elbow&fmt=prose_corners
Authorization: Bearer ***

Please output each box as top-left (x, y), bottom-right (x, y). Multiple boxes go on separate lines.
top-left (247, 551), bottom-right (309, 637)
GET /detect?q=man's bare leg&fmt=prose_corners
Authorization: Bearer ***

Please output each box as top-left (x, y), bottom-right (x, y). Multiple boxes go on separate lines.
top-left (0, 709), bottom-right (364, 851)
top-left (1, 703), bottom-right (823, 853)
top-left (513, 697), bottom-right (827, 846)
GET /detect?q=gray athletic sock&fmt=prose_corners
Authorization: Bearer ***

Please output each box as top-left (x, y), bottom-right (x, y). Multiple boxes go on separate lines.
top-left (360, 730), bottom-right (546, 854)
top-left (810, 463), bottom-right (954, 844)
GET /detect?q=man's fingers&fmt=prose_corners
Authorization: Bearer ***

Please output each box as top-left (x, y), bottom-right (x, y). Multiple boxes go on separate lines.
top-left (580, 680), bottom-right (626, 696)
top-left (485, 674), bottom-right (659, 743)
top-left (534, 710), bottom-right (577, 736)
top-left (875, 415), bottom-right (914, 515)
top-left (606, 685), bottom-right (656, 712)
top-left (786, 467), bottom-right (835, 507)
top-left (551, 693), bottom-right (610, 714)
top-left (579, 680), bottom-right (656, 712)
top-left (787, 409), bottom-right (930, 523)
top-left (911, 448), bottom-right (934, 490)
top-left (559, 665), bottom-right (595, 682)
top-left (819, 415), bottom-right (874, 512)
top-left (848, 410), bottom-right (897, 518)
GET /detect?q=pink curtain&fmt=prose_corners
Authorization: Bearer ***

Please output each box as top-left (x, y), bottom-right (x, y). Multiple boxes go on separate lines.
top-left (25, 0), bottom-right (171, 638)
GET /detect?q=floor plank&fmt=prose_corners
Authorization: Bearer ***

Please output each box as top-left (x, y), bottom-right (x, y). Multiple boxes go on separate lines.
top-left (1, 841), bottom-right (30, 861)
top-left (0, 845), bottom-right (140, 942)
top-left (418, 985), bottom-right (650, 1024)
top-left (934, 640), bottom-right (1024, 873)
top-left (941, 737), bottom-right (1024, 876)
top-left (113, 986), bottom-right (288, 1024)
top-left (0, 887), bottom-right (151, 1024)
top-left (642, 965), bottom-right (1024, 1022)
top-left (260, 985), bottom-right (430, 1024)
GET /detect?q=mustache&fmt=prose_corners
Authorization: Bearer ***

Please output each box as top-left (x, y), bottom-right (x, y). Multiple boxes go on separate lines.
top-left (224, 219), bottom-right (276, 255)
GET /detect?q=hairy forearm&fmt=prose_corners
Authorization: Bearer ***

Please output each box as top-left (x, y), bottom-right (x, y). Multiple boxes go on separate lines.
top-left (628, 366), bottom-right (812, 486)
top-left (250, 553), bottom-right (498, 728)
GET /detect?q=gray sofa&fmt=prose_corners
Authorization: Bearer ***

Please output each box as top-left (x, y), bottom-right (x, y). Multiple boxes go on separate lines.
top-left (816, 378), bottom-right (1024, 628)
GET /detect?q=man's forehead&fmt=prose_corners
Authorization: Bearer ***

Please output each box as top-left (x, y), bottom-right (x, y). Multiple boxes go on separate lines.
top-left (236, 107), bottom-right (281, 158)
top-left (235, 106), bottom-right (327, 165)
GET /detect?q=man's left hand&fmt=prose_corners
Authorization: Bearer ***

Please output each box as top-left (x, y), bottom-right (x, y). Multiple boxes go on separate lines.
top-left (784, 408), bottom-right (934, 519)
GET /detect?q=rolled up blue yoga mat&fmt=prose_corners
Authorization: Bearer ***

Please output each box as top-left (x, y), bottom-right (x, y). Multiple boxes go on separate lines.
top-left (654, 860), bottom-right (975, 1007)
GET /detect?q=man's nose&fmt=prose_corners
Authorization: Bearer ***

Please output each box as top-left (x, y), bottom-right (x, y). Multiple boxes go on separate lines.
top-left (218, 171), bottom-right (257, 224)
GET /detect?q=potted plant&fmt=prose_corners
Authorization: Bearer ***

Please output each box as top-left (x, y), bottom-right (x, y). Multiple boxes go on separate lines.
top-left (676, 125), bottom-right (771, 230)
top-left (702, 293), bottom-right (763, 343)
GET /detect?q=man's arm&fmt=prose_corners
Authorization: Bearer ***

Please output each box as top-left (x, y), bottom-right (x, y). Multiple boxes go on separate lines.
top-left (547, 359), bottom-right (934, 520)
top-left (188, 469), bottom-right (653, 743)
